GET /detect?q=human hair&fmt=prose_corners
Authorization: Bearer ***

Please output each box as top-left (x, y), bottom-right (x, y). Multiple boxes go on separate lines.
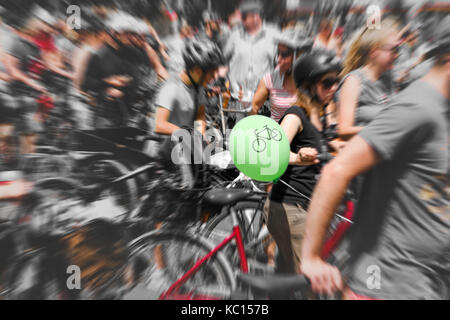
top-left (341, 18), bottom-right (399, 76)
top-left (292, 87), bottom-right (320, 117)
top-left (319, 18), bottom-right (333, 32)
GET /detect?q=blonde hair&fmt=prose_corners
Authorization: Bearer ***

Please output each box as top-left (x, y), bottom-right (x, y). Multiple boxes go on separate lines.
top-left (292, 88), bottom-right (321, 117)
top-left (341, 18), bottom-right (399, 76)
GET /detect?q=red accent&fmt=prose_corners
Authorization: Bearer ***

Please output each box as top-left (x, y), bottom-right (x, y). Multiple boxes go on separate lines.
top-left (233, 225), bottom-right (248, 273)
top-left (321, 200), bottom-right (354, 260)
top-left (33, 31), bottom-right (57, 53)
top-left (344, 289), bottom-right (379, 300)
top-left (0, 181), bottom-right (13, 185)
top-left (37, 94), bottom-right (54, 109)
top-left (162, 293), bottom-right (222, 300)
top-left (17, 215), bottom-right (31, 224)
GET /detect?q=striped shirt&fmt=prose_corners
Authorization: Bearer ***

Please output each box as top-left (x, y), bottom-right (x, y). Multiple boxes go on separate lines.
top-left (263, 70), bottom-right (298, 122)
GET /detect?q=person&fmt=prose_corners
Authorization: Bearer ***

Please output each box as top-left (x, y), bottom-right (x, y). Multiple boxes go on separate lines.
top-left (223, 0), bottom-right (279, 103)
top-left (313, 19), bottom-right (333, 50)
top-left (337, 19), bottom-right (399, 141)
top-left (152, 38), bottom-right (225, 163)
top-left (250, 29), bottom-right (313, 122)
top-left (300, 16), bottom-right (450, 300)
top-left (2, 11), bottom-right (49, 154)
top-left (263, 49), bottom-right (343, 277)
top-left (328, 26), bottom-right (344, 58)
top-left (82, 12), bottom-right (166, 129)
top-left (164, 20), bottom-right (195, 75)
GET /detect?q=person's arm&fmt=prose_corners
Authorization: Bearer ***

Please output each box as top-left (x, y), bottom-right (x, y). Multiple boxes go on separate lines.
top-left (337, 75), bottom-right (364, 140)
top-left (280, 113), bottom-right (320, 166)
top-left (144, 42), bottom-right (168, 81)
top-left (300, 135), bottom-right (380, 295)
top-left (249, 78), bottom-right (269, 115)
top-left (154, 107), bottom-right (180, 135)
top-left (0, 180), bottom-right (32, 200)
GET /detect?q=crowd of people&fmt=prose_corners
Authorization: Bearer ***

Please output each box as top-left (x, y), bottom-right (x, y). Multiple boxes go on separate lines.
top-left (0, 0), bottom-right (448, 300)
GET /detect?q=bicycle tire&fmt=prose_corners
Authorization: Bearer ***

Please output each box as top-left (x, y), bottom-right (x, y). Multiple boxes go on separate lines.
top-left (202, 200), bottom-right (265, 244)
top-left (201, 200), bottom-right (271, 272)
top-left (252, 139), bottom-right (266, 153)
top-left (127, 230), bottom-right (236, 300)
top-left (270, 128), bottom-right (282, 141)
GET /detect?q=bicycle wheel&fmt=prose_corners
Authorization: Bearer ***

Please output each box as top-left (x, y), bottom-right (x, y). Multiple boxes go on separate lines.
top-left (252, 139), bottom-right (266, 153)
top-left (203, 200), bottom-right (265, 244)
top-left (201, 200), bottom-right (271, 272)
top-left (127, 230), bottom-right (236, 300)
top-left (270, 128), bottom-right (282, 141)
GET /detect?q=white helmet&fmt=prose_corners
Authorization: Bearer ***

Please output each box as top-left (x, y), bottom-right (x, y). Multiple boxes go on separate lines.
top-left (106, 12), bottom-right (137, 33)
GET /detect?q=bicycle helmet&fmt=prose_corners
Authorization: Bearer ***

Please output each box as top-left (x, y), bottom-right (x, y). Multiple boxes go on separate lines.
top-left (106, 12), bottom-right (140, 33)
top-left (183, 39), bottom-right (226, 71)
top-left (293, 49), bottom-right (342, 90)
top-left (240, 1), bottom-right (263, 15)
top-left (274, 29), bottom-right (313, 51)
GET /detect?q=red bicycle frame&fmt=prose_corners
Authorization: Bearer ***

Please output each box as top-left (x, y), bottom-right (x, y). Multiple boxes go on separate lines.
top-left (321, 200), bottom-right (354, 260)
top-left (159, 206), bottom-right (248, 300)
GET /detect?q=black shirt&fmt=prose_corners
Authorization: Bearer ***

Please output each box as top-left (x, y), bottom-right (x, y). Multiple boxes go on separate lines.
top-left (270, 106), bottom-right (322, 208)
top-left (7, 36), bottom-right (42, 96)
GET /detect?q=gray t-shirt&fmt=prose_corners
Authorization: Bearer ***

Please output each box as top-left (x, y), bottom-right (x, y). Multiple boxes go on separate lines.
top-left (151, 76), bottom-right (198, 159)
top-left (154, 76), bottom-right (198, 129)
top-left (343, 79), bottom-right (449, 299)
top-left (338, 68), bottom-right (393, 127)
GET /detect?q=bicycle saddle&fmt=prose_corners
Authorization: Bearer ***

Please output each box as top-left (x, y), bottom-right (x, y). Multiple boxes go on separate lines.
top-left (203, 188), bottom-right (253, 206)
top-left (237, 273), bottom-right (310, 293)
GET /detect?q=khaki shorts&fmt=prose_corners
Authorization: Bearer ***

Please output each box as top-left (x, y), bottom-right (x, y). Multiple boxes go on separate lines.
top-left (264, 199), bottom-right (307, 274)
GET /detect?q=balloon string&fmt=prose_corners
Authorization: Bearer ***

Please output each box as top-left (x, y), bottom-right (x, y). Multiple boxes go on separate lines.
top-left (279, 179), bottom-right (311, 202)
top-left (278, 179), bottom-right (353, 224)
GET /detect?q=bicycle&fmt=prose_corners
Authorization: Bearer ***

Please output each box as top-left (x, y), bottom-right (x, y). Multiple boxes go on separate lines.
top-left (126, 187), bottom-right (258, 300)
top-left (252, 125), bottom-right (282, 153)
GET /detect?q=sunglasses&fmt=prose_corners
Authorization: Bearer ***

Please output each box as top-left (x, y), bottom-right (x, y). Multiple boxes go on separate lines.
top-left (278, 50), bottom-right (294, 58)
top-left (320, 77), bottom-right (340, 89)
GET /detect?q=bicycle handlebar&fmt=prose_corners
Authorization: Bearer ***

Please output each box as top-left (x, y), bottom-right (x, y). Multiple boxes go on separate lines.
top-left (317, 152), bottom-right (334, 163)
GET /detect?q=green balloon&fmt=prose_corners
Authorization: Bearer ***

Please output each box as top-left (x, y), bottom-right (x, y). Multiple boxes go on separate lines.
top-left (229, 115), bottom-right (290, 182)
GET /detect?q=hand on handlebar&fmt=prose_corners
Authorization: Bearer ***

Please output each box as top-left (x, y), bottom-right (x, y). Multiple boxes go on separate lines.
top-left (300, 258), bottom-right (344, 296)
top-left (298, 147), bottom-right (319, 164)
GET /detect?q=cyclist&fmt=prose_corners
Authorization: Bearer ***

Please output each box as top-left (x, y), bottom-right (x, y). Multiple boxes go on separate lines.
top-left (82, 12), bottom-right (167, 129)
top-left (153, 38), bottom-right (225, 162)
top-left (147, 39), bottom-right (226, 291)
top-left (300, 16), bottom-right (449, 300)
top-left (2, 11), bottom-right (50, 154)
top-left (249, 29), bottom-right (313, 122)
top-left (263, 49), bottom-right (343, 278)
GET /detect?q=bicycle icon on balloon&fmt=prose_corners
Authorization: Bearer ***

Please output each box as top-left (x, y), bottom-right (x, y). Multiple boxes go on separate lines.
top-left (252, 125), bottom-right (282, 153)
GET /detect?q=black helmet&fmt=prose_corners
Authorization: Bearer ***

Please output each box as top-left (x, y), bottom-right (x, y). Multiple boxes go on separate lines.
top-left (293, 49), bottom-right (341, 90)
top-left (183, 39), bottom-right (225, 71)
